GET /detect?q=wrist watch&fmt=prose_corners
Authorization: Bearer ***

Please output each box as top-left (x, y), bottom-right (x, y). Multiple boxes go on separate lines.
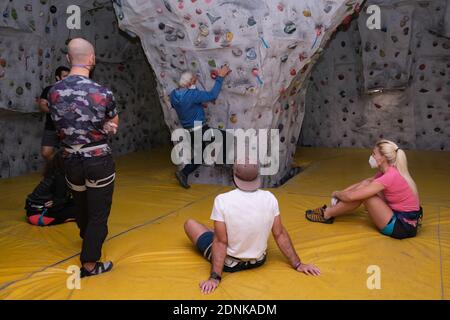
top-left (209, 271), bottom-right (222, 282)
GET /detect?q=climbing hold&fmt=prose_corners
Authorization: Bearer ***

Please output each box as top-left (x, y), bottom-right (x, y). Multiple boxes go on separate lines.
top-left (225, 31), bottom-right (233, 43)
top-left (207, 12), bottom-right (221, 24)
top-left (163, 0), bottom-right (172, 12)
top-left (230, 114), bottom-right (238, 124)
top-left (324, 5), bottom-right (332, 13)
top-left (280, 54), bottom-right (288, 63)
top-left (303, 10), bottom-right (311, 17)
top-left (248, 16), bottom-right (256, 26)
top-left (210, 69), bottom-right (218, 79)
top-left (246, 48), bottom-right (257, 60)
top-left (290, 69), bottom-right (296, 76)
top-left (16, 87), bottom-right (24, 95)
top-left (199, 23), bottom-right (209, 37)
top-left (11, 8), bottom-right (18, 20)
top-left (208, 59), bottom-right (216, 68)
top-left (0, 59), bottom-right (6, 67)
top-left (25, 82), bottom-right (32, 90)
top-left (284, 21), bottom-right (296, 34)
top-left (50, 5), bottom-right (57, 14)
top-left (232, 48), bottom-right (243, 57)
top-left (176, 30), bottom-right (185, 39)
top-left (166, 34), bottom-right (178, 41)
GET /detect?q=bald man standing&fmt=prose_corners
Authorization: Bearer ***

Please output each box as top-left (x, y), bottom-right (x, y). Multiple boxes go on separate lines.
top-left (48, 38), bottom-right (119, 277)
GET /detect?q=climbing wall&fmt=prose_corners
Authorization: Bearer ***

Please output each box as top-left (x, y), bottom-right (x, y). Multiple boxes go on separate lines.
top-left (301, 0), bottom-right (450, 151)
top-left (0, 0), bottom-right (168, 178)
top-left (113, 0), bottom-right (364, 187)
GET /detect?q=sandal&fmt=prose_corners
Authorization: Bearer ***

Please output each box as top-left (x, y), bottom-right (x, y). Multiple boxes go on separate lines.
top-left (305, 205), bottom-right (334, 224)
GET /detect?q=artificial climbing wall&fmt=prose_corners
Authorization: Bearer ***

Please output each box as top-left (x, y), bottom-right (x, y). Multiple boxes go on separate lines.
top-left (301, 0), bottom-right (450, 151)
top-left (113, 0), bottom-right (364, 187)
top-left (0, 0), bottom-right (168, 178)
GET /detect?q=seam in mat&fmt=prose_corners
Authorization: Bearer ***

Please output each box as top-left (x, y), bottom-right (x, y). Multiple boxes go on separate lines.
top-left (0, 186), bottom-right (226, 293)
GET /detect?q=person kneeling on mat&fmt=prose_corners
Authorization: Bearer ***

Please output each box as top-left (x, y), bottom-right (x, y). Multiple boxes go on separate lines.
top-left (170, 66), bottom-right (232, 189)
top-left (184, 160), bottom-right (320, 294)
top-left (305, 139), bottom-right (423, 239)
top-left (25, 151), bottom-right (76, 226)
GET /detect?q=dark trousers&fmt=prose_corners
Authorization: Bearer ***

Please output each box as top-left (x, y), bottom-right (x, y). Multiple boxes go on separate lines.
top-left (181, 126), bottom-right (230, 177)
top-left (64, 154), bottom-right (115, 263)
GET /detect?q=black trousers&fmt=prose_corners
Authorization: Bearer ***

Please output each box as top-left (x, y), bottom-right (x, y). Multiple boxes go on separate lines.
top-left (181, 126), bottom-right (231, 177)
top-left (64, 154), bottom-right (115, 263)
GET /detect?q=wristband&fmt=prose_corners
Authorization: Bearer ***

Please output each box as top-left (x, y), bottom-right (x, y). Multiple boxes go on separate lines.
top-left (294, 262), bottom-right (302, 270)
top-left (209, 271), bottom-right (222, 282)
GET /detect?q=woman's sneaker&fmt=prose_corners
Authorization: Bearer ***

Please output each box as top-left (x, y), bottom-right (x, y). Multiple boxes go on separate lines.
top-left (305, 205), bottom-right (335, 224)
top-left (80, 261), bottom-right (113, 278)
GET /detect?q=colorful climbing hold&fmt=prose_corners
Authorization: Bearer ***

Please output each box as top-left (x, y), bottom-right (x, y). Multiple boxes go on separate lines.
top-left (303, 10), bottom-right (311, 17)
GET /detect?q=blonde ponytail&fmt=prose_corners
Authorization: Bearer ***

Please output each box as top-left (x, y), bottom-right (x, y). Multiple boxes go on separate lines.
top-left (376, 140), bottom-right (418, 196)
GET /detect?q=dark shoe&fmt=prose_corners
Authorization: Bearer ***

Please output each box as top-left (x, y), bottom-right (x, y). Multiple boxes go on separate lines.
top-left (175, 171), bottom-right (190, 189)
top-left (80, 261), bottom-right (113, 278)
top-left (305, 205), bottom-right (334, 224)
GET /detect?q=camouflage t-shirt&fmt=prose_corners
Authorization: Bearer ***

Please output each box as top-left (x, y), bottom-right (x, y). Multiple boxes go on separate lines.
top-left (48, 75), bottom-right (118, 158)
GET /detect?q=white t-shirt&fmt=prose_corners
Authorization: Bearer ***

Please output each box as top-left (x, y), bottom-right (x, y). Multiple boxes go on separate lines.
top-left (210, 189), bottom-right (280, 259)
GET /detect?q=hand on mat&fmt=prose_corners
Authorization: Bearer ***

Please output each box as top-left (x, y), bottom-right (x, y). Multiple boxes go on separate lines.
top-left (199, 279), bottom-right (219, 294)
top-left (296, 263), bottom-right (321, 276)
top-left (44, 200), bottom-right (53, 208)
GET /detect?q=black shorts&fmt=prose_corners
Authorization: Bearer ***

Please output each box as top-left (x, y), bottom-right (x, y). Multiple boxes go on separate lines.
top-left (389, 207), bottom-right (423, 239)
top-left (41, 129), bottom-right (59, 147)
top-left (196, 231), bottom-right (266, 273)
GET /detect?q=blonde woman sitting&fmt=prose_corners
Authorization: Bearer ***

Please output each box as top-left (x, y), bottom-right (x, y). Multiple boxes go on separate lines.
top-left (305, 140), bottom-right (423, 239)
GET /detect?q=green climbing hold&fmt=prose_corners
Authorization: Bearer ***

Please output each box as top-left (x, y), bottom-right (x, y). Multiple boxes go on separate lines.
top-left (11, 8), bottom-right (18, 20)
top-left (208, 59), bottom-right (216, 68)
top-left (16, 87), bottom-right (24, 95)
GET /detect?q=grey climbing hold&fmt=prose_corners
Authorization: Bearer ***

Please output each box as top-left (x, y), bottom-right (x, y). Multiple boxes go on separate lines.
top-left (284, 21), bottom-right (296, 34)
top-left (207, 12), bottom-right (221, 24)
top-left (246, 47), bottom-right (257, 60)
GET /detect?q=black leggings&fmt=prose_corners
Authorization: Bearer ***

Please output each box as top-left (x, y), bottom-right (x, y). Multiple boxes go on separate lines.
top-left (64, 154), bottom-right (115, 264)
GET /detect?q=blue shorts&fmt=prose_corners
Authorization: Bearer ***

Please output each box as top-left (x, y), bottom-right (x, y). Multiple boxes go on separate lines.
top-left (380, 207), bottom-right (423, 239)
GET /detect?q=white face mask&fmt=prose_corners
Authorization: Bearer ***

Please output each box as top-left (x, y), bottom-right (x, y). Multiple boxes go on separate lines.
top-left (369, 155), bottom-right (378, 169)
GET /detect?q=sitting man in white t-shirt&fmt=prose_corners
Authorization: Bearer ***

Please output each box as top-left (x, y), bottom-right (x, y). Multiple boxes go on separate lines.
top-left (184, 161), bottom-right (321, 294)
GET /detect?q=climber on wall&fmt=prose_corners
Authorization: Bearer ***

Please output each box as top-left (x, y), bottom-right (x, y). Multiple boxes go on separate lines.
top-left (25, 150), bottom-right (76, 226)
top-left (184, 160), bottom-right (320, 294)
top-left (170, 65), bottom-right (232, 189)
top-left (305, 139), bottom-right (423, 239)
top-left (48, 38), bottom-right (119, 278)
top-left (38, 66), bottom-right (70, 161)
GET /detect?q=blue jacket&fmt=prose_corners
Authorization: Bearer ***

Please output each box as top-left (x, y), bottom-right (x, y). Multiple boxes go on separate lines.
top-left (170, 77), bottom-right (224, 128)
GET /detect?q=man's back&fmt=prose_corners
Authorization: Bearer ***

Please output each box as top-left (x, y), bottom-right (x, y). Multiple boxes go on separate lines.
top-left (48, 75), bottom-right (117, 153)
top-left (211, 188), bottom-right (280, 260)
